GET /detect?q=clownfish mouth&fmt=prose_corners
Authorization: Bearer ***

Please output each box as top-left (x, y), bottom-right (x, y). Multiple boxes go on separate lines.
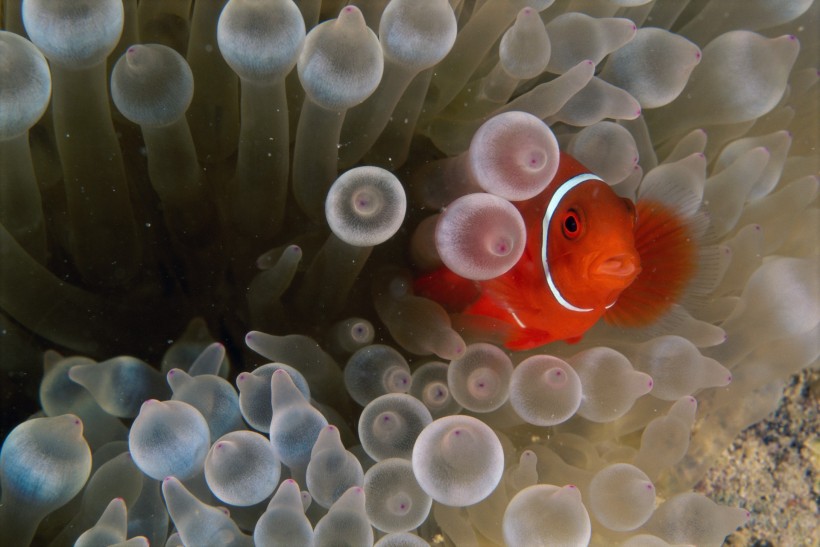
top-left (591, 254), bottom-right (640, 283)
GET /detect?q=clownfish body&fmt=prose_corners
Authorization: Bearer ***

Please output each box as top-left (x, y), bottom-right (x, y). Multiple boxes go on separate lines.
top-left (415, 153), bottom-right (697, 350)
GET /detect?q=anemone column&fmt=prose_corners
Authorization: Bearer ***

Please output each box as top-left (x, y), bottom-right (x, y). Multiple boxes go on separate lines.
top-left (217, 0), bottom-right (306, 239)
top-left (23, 0), bottom-right (141, 287)
top-left (0, 30), bottom-right (50, 263)
top-left (291, 5), bottom-right (384, 221)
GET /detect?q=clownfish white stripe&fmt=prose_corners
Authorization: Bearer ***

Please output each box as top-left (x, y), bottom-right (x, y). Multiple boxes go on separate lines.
top-left (542, 173), bottom-right (603, 313)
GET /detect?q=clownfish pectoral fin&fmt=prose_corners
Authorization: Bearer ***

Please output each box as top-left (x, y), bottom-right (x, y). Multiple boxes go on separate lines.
top-left (452, 310), bottom-right (554, 351)
top-left (474, 273), bottom-right (542, 321)
top-left (605, 198), bottom-right (699, 328)
top-left (414, 267), bottom-right (481, 313)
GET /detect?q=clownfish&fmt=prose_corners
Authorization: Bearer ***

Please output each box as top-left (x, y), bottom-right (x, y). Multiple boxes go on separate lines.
top-left (414, 153), bottom-right (698, 351)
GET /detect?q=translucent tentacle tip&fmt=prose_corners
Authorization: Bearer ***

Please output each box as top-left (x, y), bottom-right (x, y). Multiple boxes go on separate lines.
top-left (509, 355), bottom-right (582, 426)
top-left (128, 399), bottom-right (210, 481)
top-left (411, 415), bottom-right (504, 506)
top-left (297, 5), bottom-right (384, 110)
top-left (379, 0), bottom-right (457, 71)
top-left (111, 44), bottom-right (194, 127)
top-left (22, 0), bottom-right (124, 68)
top-left (217, 0), bottom-right (306, 83)
top-left (0, 414), bottom-right (91, 510)
top-left (435, 193), bottom-right (526, 280)
top-left (326, 166), bottom-right (407, 247)
top-left (364, 457), bottom-right (432, 533)
top-left (359, 394), bottom-right (432, 461)
top-left (503, 484), bottom-right (591, 546)
top-left (447, 343), bottom-right (513, 412)
top-left (0, 31), bottom-right (51, 139)
top-left (469, 111), bottom-right (560, 201)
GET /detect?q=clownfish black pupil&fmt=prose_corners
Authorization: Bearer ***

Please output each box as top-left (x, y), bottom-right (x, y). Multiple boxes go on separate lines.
top-left (563, 210), bottom-right (580, 238)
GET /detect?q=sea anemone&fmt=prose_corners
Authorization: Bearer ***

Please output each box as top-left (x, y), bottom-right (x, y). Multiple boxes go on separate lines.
top-left (0, 0), bottom-right (817, 545)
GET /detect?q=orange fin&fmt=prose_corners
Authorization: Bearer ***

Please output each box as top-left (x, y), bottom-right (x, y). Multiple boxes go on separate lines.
top-left (605, 199), bottom-right (698, 327)
top-left (465, 272), bottom-right (545, 324)
top-left (413, 267), bottom-right (480, 313)
top-left (463, 292), bottom-right (511, 321)
top-left (453, 311), bottom-right (555, 351)
top-left (505, 328), bottom-right (559, 351)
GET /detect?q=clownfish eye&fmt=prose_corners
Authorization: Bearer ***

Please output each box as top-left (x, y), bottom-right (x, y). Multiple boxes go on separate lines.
top-left (562, 210), bottom-right (581, 239)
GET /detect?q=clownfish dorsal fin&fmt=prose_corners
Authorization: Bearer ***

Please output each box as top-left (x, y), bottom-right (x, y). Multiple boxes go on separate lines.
top-left (605, 198), bottom-right (700, 327)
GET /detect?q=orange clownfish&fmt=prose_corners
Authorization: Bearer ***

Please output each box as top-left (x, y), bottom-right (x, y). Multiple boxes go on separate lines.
top-left (414, 153), bottom-right (698, 351)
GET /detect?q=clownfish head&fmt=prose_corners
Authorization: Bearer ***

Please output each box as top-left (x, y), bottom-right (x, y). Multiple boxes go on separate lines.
top-left (543, 173), bottom-right (641, 312)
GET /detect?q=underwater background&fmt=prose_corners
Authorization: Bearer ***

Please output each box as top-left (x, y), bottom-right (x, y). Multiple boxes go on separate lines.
top-left (0, 0), bottom-right (818, 545)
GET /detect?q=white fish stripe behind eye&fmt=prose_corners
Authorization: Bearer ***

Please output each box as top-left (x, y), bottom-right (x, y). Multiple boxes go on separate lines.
top-left (542, 173), bottom-right (603, 313)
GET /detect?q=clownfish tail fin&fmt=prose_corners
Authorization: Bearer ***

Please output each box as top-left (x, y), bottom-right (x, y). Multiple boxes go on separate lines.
top-left (605, 198), bottom-right (707, 327)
